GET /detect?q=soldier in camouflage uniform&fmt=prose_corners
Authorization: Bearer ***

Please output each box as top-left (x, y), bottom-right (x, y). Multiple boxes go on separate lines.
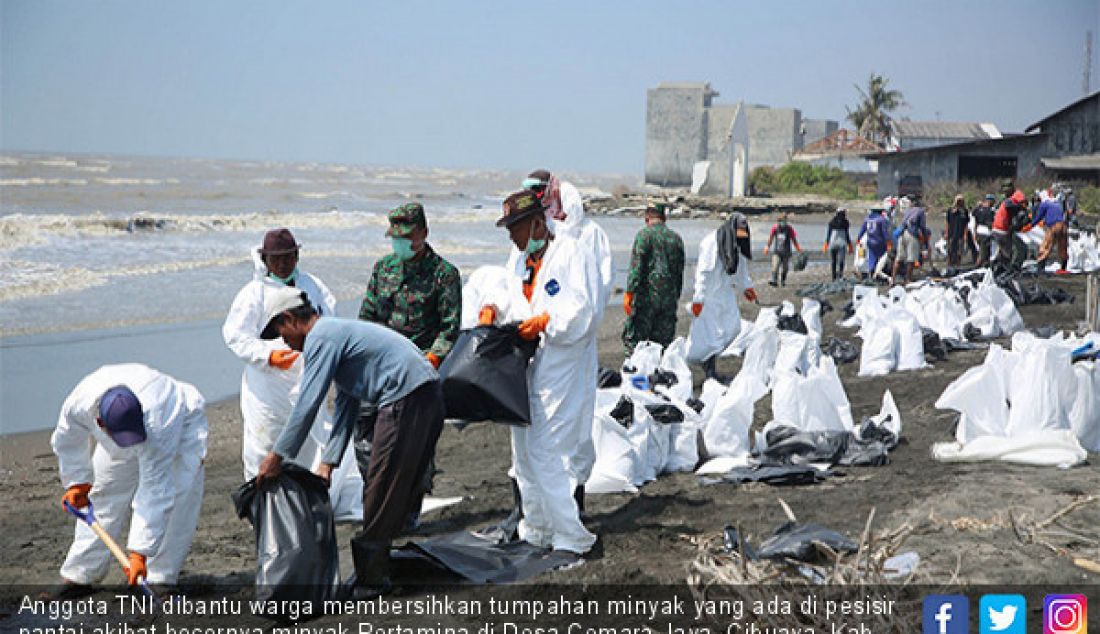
top-left (358, 203), bottom-right (460, 530)
top-left (622, 203), bottom-right (686, 355)
top-left (359, 202), bottom-right (462, 369)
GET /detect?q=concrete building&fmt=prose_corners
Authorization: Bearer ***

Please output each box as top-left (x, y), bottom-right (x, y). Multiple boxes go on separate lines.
top-left (870, 91), bottom-right (1100, 196)
top-left (645, 82), bottom-right (838, 195)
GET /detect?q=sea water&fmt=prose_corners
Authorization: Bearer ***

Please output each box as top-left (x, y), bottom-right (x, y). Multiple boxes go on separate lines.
top-left (0, 152), bottom-right (822, 434)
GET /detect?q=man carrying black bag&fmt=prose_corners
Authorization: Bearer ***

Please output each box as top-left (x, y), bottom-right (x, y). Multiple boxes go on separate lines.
top-left (255, 286), bottom-right (444, 598)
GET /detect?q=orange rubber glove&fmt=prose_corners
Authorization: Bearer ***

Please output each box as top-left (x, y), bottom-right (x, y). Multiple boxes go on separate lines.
top-left (623, 292), bottom-right (634, 316)
top-left (517, 313), bottom-right (549, 341)
top-left (1020, 223), bottom-right (1033, 233)
top-left (268, 349), bottom-right (299, 370)
top-left (822, 244), bottom-right (829, 253)
top-left (743, 288), bottom-right (758, 303)
top-left (61, 483), bottom-right (92, 511)
top-left (848, 244), bottom-right (854, 254)
top-left (796, 245), bottom-right (803, 253)
top-left (125, 552), bottom-right (147, 586)
top-left (426, 352), bottom-right (441, 369)
top-left (763, 246), bottom-right (769, 255)
top-left (691, 302), bottom-right (703, 317)
top-left (477, 305), bottom-right (497, 326)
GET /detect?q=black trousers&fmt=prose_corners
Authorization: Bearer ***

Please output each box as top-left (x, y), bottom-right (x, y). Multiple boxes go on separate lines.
top-left (352, 380), bottom-right (444, 543)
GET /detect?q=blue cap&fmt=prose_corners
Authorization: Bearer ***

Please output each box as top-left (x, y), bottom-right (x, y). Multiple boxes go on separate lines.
top-left (99, 387), bottom-right (146, 447)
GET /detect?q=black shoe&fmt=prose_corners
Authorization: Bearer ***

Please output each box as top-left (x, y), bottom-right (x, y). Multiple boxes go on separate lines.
top-left (40, 580), bottom-right (95, 600)
top-left (350, 538), bottom-right (392, 595)
top-left (768, 280), bottom-right (778, 287)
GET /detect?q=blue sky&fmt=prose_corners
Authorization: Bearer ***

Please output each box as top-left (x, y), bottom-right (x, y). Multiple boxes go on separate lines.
top-left (2, 0), bottom-right (1098, 174)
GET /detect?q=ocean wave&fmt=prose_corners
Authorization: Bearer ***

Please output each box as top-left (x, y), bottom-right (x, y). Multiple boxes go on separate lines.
top-left (298, 190), bottom-right (351, 200)
top-left (0, 210), bottom-right (387, 250)
top-left (95, 177), bottom-right (180, 185)
top-left (0, 177), bottom-right (89, 187)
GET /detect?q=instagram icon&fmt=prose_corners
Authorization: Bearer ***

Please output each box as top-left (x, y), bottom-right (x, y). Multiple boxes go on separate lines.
top-left (1044, 595), bottom-right (1087, 634)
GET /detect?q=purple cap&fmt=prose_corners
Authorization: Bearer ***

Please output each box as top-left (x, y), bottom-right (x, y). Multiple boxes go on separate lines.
top-left (98, 387), bottom-right (146, 447)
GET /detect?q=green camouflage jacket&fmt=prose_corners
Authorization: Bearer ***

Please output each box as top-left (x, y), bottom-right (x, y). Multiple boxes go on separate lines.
top-left (359, 244), bottom-right (462, 359)
top-left (625, 223), bottom-right (685, 314)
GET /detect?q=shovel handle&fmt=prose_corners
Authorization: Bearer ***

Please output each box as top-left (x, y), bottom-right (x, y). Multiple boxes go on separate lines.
top-left (64, 500), bottom-right (154, 595)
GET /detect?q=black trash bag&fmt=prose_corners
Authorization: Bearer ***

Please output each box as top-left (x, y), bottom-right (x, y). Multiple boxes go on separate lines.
top-left (756, 521), bottom-right (857, 562)
top-left (439, 325), bottom-right (535, 425)
top-left (686, 397), bottom-right (705, 414)
top-left (649, 368), bottom-right (679, 388)
top-left (231, 465), bottom-right (339, 611)
top-left (609, 396), bottom-right (634, 428)
top-left (921, 328), bottom-right (948, 361)
top-left (792, 251), bottom-right (809, 272)
top-left (645, 403), bottom-right (684, 424)
top-left (941, 337), bottom-right (980, 351)
top-left (758, 425), bottom-right (849, 465)
top-left (776, 312), bottom-right (808, 334)
top-left (821, 336), bottom-right (858, 364)
top-left (597, 366), bottom-right (622, 388)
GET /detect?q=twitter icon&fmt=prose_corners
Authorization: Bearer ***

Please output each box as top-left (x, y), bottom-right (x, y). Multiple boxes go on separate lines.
top-left (981, 594), bottom-right (1026, 634)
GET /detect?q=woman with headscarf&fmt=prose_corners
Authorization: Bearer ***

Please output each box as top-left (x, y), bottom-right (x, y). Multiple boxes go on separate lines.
top-left (685, 212), bottom-right (757, 381)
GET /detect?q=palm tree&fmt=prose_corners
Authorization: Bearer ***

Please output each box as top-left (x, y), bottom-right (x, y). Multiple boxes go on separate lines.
top-left (846, 74), bottom-right (906, 146)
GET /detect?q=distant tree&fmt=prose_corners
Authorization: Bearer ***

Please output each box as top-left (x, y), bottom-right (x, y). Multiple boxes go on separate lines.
top-left (846, 74), bottom-right (906, 146)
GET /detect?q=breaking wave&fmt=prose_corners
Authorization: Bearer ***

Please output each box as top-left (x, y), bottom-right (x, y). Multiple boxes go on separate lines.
top-left (0, 207), bottom-right (500, 251)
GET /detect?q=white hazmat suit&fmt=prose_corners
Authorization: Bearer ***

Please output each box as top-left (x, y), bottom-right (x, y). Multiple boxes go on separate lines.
top-left (553, 181), bottom-right (613, 488)
top-left (222, 247), bottom-right (337, 480)
top-left (685, 230), bottom-right (755, 364)
top-left (52, 364), bottom-right (208, 585)
top-left (506, 233), bottom-right (598, 553)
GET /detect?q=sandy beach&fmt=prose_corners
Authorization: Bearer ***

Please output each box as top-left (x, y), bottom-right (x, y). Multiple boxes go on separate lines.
top-left (2, 253), bottom-right (1098, 594)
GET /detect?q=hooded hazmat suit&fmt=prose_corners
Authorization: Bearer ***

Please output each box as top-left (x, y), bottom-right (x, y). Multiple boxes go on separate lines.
top-left (222, 246), bottom-right (337, 479)
top-left (51, 364), bottom-right (208, 585)
top-left (685, 230), bottom-right (755, 364)
top-left (504, 232), bottom-right (599, 553)
top-left (550, 181), bottom-right (612, 488)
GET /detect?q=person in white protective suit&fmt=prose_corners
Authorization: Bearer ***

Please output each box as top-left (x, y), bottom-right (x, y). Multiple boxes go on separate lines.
top-left (50, 364), bottom-right (208, 593)
top-left (524, 169), bottom-right (613, 513)
top-left (686, 212), bottom-right (757, 381)
top-left (479, 190), bottom-right (598, 554)
top-left (222, 227), bottom-right (337, 480)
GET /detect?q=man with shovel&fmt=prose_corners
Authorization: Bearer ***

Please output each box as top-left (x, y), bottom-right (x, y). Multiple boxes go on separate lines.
top-left (49, 364), bottom-right (208, 595)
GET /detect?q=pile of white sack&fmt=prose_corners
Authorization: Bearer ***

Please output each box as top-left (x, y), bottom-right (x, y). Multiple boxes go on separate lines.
top-left (839, 269), bottom-right (1025, 377)
top-left (932, 331), bottom-right (1100, 467)
top-left (588, 303), bottom-right (901, 493)
top-left (1018, 226), bottom-right (1100, 273)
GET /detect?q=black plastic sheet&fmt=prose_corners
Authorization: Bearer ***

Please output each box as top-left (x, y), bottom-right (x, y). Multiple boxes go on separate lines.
top-left (756, 521), bottom-right (858, 561)
top-left (395, 530), bottom-right (580, 584)
top-left (232, 465), bottom-right (340, 607)
top-left (706, 464), bottom-right (835, 486)
top-left (609, 396), bottom-right (634, 428)
top-left (439, 325), bottom-right (536, 425)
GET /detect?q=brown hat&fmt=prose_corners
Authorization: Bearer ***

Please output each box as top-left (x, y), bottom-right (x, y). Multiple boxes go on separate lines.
top-left (258, 228), bottom-right (300, 255)
top-left (646, 202), bottom-right (667, 218)
top-left (496, 190), bottom-right (543, 228)
top-left (385, 202), bottom-right (427, 238)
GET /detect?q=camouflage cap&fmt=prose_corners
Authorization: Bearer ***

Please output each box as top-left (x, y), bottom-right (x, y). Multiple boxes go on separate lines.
top-left (386, 202), bottom-right (427, 237)
top-left (496, 190), bottom-right (543, 228)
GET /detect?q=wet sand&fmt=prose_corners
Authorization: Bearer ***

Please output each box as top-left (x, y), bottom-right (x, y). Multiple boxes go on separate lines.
top-left (1, 259), bottom-right (1098, 589)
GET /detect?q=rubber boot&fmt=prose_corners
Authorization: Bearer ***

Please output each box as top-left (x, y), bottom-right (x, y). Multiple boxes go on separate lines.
top-left (350, 537), bottom-right (392, 599)
top-left (573, 484), bottom-right (585, 516)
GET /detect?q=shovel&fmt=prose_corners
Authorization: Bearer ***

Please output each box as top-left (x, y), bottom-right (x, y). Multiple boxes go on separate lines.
top-left (64, 500), bottom-right (155, 598)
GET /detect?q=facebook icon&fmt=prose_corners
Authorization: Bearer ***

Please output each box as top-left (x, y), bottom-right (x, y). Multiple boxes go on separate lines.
top-left (924, 595), bottom-right (969, 634)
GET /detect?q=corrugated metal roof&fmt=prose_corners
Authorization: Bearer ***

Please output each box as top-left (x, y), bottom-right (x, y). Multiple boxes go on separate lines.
top-left (890, 120), bottom-right (995, 139)
top-left (1041, 153), bottom-right (1100, 170)
top-left (798, 129), bottom-right (883, 154)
